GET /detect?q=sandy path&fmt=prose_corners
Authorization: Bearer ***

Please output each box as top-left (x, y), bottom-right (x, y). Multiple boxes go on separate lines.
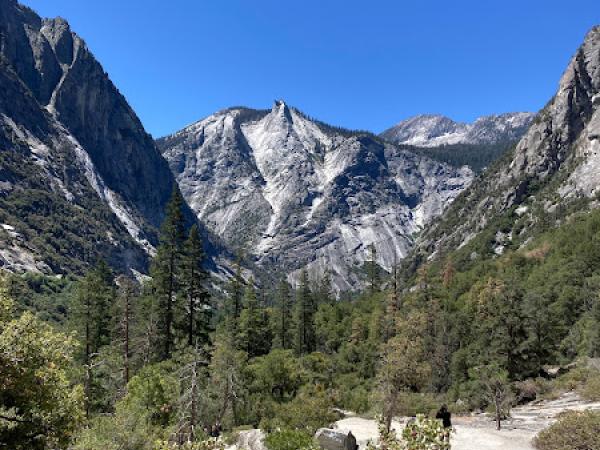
top-left (334, 392), bottom-right (600, 450)
top-left (334, 416), bottom-right (535, 450)
top-left (451, 421), bottom-right (534, 450)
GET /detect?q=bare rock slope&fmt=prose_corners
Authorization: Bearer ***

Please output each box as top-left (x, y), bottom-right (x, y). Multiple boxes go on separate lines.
top-left (159, 102), bottom-right (473, 290)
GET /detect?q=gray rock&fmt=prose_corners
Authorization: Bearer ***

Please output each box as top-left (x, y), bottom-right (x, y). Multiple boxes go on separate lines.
top-left (414, 25), bottom-right (600, 261)
top-left (380, 112), bottom-right (535, 148)
top-left (0, 0), bottom-right (193, 273)
top-left (315, 428), bottom-right (358, 450)
top-left (159, 102), bottom-right (473, 290)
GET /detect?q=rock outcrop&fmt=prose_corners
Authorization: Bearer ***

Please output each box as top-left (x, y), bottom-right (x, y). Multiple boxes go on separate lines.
top-left (415, 25), bottom-right (600, 260)
top-left (0, 0), bottom-right (183, 273)
top-left (159, 102), bottom-right (473, 290)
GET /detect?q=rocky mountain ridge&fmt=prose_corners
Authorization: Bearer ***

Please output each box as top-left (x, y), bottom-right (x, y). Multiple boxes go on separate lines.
top-left (414, 25), bottom-right (600, 262)
top-left (0, 0), bottom-right (184, 273)
top-left (159, 101), bottom-right (473, 290)
top-left (380, 112), bottom-right (535, 148)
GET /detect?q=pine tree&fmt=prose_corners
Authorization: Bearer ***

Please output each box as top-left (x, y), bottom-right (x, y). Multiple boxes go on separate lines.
top-left (150, 188), bottom-right (186, 360)
top-left (317, 270), bottom-right (333, 305)
top-left (225, 260), bottom-right (244, 337)
top-left (114, 275), bottom-right (138, 386)
top-left (383, 263), bottom-right (401, 342)
top-left (294, 270), bottom-right (315, 355)
top-left (273, 280), bottom-right (293, 350)
top-left (72, 260), bottom-right (115, 418)
top-left (238, 281), bottom-right (271, 357)
top-left (366, 244), bottom-right (380, 295)
top-left (179, 224), bottom-right (211, 348)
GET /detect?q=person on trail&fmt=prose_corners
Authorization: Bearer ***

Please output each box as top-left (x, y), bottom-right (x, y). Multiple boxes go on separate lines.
top-left (436, 404), bottom-right (452, 441)
top-left (436, 404), bottom-right (452, 428)
top-left (210, 424), bottom-right (220, 438)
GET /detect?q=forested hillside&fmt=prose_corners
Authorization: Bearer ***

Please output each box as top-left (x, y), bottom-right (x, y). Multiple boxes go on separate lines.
top-left (3, 191), bottom-right (600, 449)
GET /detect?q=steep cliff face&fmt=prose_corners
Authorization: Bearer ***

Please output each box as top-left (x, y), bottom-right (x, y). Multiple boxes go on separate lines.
top-left (0, 0), bottom-right (181, 273)
top-left (159, 102), bottom-right (473, 290)
top-left (416, 26), bottom-right (600, 260)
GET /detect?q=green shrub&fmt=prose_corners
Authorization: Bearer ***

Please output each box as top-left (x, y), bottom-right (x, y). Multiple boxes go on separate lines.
top-left (264, 429), bottom-right (317, 450)
top-left (259, 387), bottom-right (339, 434)
top-left (579, 372), bottom-right (600, 401)
top-left (402, 415), bottom-right (451, 450)
top-left (366, 415), bottom-right (450, 450)
top-left (534, 410), bottom-right (600, 450)
top-left (555, 367), bottom-right (591, 392)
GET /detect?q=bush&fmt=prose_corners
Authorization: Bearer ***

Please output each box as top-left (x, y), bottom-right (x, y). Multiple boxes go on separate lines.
top-left (264, 429), bottom-right (317, 450)
top-left (554, 367), bottom-right (591, 392)
top-left (534, 410), bottom-right (600, 450)
top-left (579, 372), bottom-right (600, 401)
top-left (402, 415), bottom-right (451, 450)
top-left (259, 387), bottom-right (339, 434)
top-left (366, 415), bottom-right (450, 450)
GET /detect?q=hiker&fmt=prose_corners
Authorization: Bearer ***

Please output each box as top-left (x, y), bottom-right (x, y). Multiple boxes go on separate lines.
top-left (436, 404), bottom-right (452, 441)
top-left (210, 423), bottom-right (220, 438)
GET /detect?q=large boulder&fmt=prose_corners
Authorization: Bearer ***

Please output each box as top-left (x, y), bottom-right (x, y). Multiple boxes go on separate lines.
top-left (315, 428), bottom-right (358, 450)
top-left (228, 429), bottom-right (266, 450)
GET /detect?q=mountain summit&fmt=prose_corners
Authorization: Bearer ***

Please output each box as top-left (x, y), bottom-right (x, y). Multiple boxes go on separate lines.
top-left (0, 0), bottom-right (183, 273)
top-left (381, 112), bottom-right (535, 147)
top-left (158, 102), bottom-right (473, 290)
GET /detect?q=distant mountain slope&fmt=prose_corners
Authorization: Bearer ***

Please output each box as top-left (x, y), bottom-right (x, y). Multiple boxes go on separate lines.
top-left (412, 25), bottom-right (600, 263)
top-left (0, 0), bottom-right (184, 273)
top-left (158, 101), bottom-right (473, 290)
top-left (380, 113), bottom-right (535, 173)
top-left (381, 113), bottom-right (535, 147)
top-left (410, 141), bottom-right (519, 173)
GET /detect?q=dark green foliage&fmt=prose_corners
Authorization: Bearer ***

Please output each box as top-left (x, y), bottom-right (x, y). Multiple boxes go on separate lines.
top-left (179, 224), bottom-right (211, 347)
top-left (225, 262), bottom-right (245, 336)
top-left (415, 141), bottom-right (517, 172)
top-left (0, 149), bottom-right (151, 275)
top-left (72, 260), bottom-right (116, 358)
top-left (294, 270), bottom-right (316, 355)
top-left (271, 280), bottom-right (294, 350)
top-left (6, 272), bottom-right (74, 325)
top-left (150, 188), bottom-right (186, 360)
top-left (238, 283), bottom-right (272, 358)
top-left (264, 429), bottom-right (315, 450)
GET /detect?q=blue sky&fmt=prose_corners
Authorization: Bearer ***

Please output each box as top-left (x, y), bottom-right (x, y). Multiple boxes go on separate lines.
top-left (22, 0), bottom-right (600, 138)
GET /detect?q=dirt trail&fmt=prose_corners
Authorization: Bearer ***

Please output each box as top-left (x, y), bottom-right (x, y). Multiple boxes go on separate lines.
top-left (333, 392), bottom-right (600, 450)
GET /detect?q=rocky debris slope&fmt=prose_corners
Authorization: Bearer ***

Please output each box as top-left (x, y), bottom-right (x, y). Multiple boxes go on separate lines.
top-left (380, 113), bottom-right (535, 148)
top-left (414, 25), bottom-right (600, 260)
top-left (0, 0), bottom-right (186, 273)
top-left (159, 102), bottom-right (473, 290)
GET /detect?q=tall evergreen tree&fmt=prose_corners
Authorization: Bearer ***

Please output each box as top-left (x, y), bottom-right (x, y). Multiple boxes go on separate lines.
top-left (366, 244), bottom-right (380, 295)
top-left (317, 270), bottom-right (333, 305)
top-left (238, 281), bottom-right (271, 357)
top-left (294, 270), bottom-right (315, 355)
top-left (179, 224), bottom-right (211, 348)
top-left (114, 275), bottom-right (138, 386)
top-left (273, 280), bottom-right (293, 350)
top-left (150, 187), bottom-right (186, 360)
top-left (225, 260), bottom-right (244, 337)
top-left (72, 260), bottom-right (115, 418)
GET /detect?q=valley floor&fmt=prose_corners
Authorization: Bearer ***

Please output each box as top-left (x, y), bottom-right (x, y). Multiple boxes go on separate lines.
top-left (333, 392), bottom-right (600, 450)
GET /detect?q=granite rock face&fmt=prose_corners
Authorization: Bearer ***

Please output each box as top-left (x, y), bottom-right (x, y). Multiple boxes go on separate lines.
top-left (0, 0), bottom-right (182, 273)
top-left (416, 26), bottom-right (600, 259)
top-left (159, 102), bottom-right (473, 290)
